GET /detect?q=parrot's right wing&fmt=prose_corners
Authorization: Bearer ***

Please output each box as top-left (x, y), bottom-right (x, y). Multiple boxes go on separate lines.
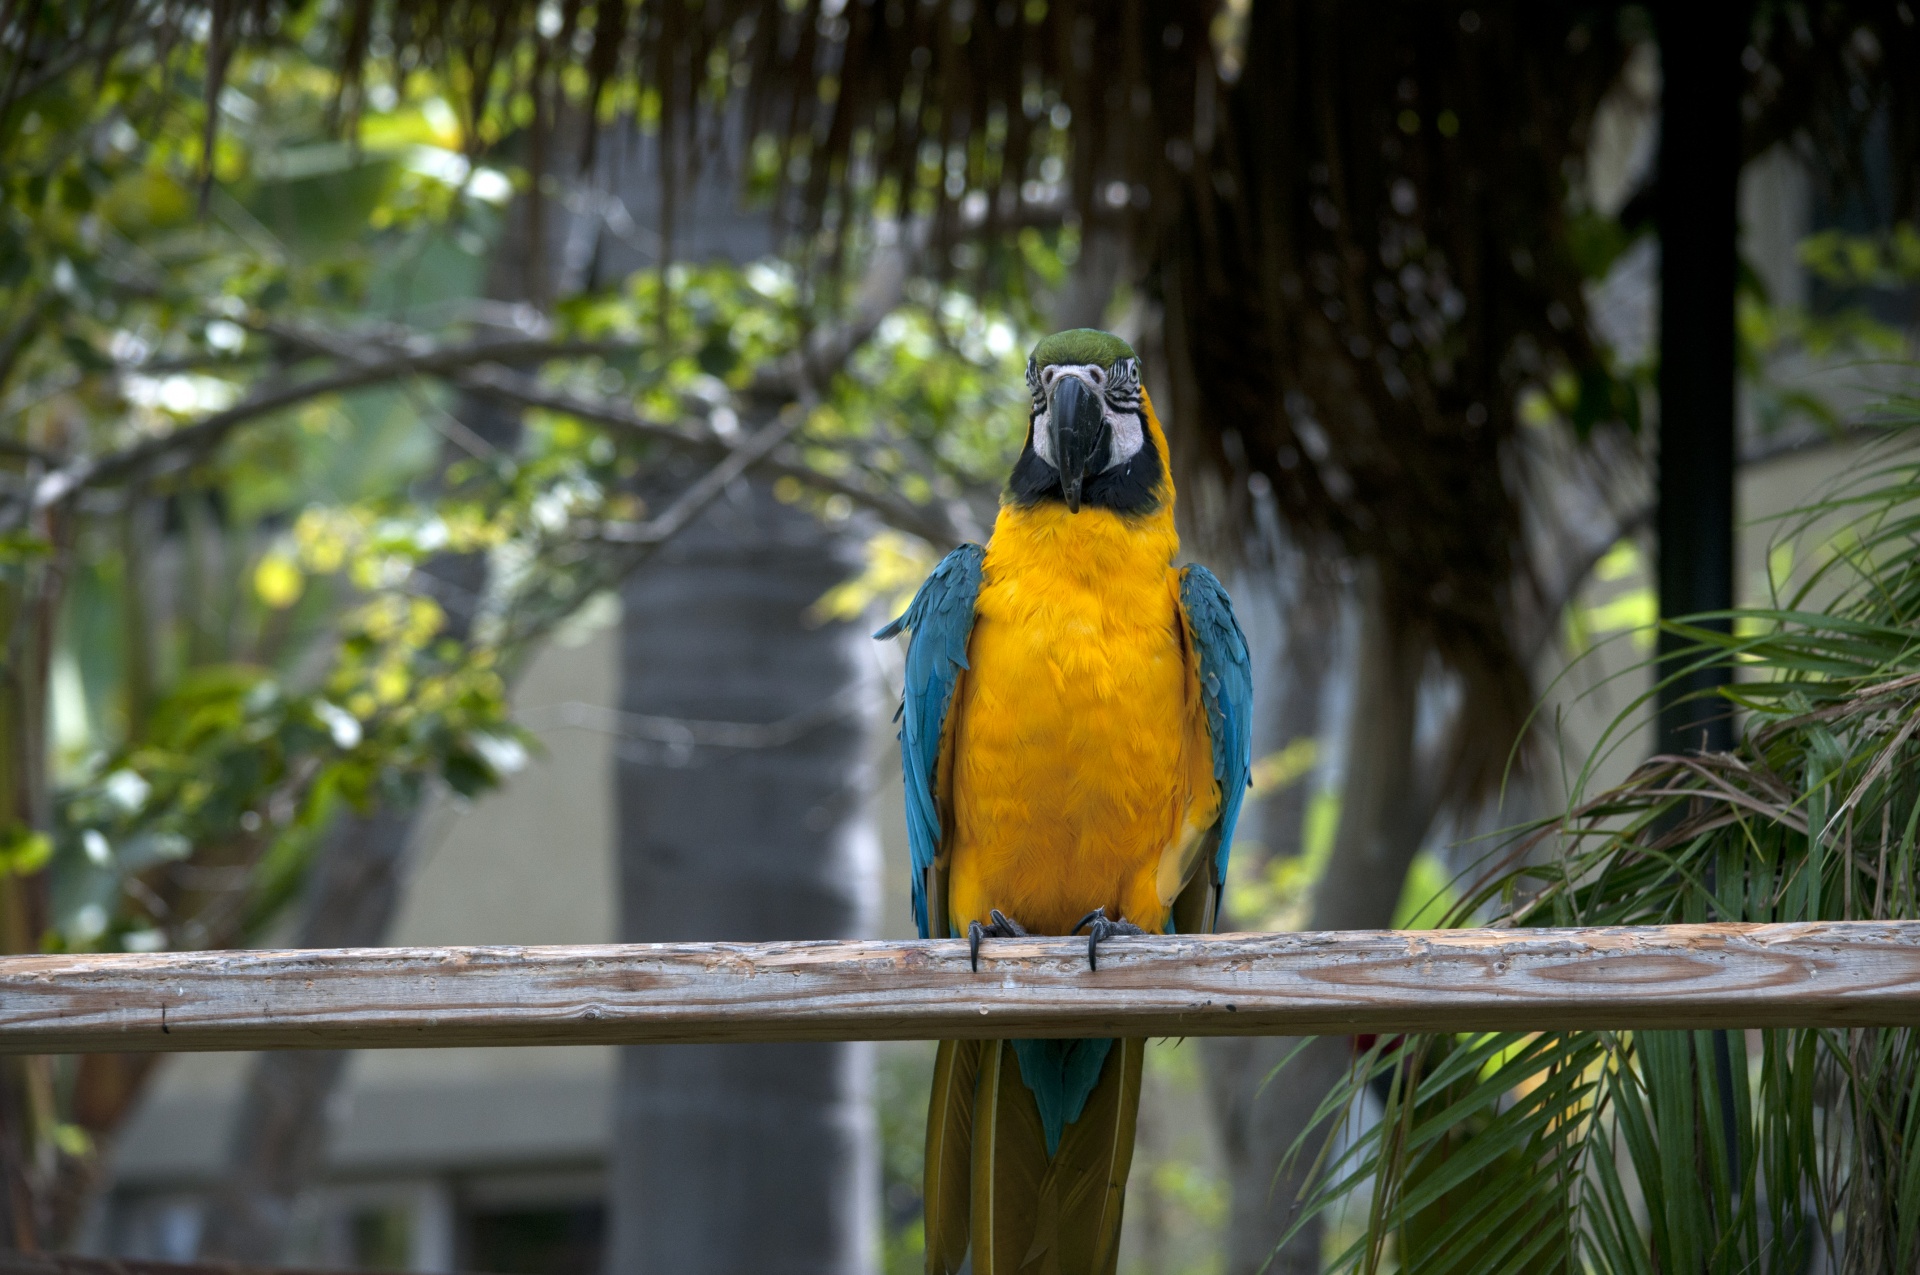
top-left (874, 543), bottom-right (985, 940)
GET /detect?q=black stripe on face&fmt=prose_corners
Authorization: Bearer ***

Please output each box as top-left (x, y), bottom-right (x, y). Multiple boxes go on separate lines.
top-left (1006, 409), bottom-right (1163, 515)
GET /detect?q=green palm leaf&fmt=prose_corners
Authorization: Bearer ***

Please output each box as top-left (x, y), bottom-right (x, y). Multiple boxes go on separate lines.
top-left (1291, 416), bottom-right (1920, 1272)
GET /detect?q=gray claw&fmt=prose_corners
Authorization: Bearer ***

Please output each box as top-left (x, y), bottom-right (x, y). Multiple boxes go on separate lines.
top-left (967, 909), bottom-right (1028, 971)
top-left (1072, 906), bottom-right (1144, 971)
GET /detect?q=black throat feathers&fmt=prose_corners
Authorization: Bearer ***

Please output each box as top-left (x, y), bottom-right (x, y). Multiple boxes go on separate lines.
top-left (1005, 413), bottom-right (1164, 515)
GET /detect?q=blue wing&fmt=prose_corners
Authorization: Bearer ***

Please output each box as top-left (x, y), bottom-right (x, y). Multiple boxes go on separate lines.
top-left (874, 544), bottom-right (985, 939)
top-left (1180, 565), bottom-right (1253, 927)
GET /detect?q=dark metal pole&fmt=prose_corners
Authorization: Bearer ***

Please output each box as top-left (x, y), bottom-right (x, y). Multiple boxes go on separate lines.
top-left (1655, 0), bottom-right (1745, 756)
top-left (1655, 0), bottom-right (1750, 1207)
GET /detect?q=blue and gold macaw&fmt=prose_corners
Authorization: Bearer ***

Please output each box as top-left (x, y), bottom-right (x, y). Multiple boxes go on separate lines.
top-left (877, 329), bottom-right (1253, 1275)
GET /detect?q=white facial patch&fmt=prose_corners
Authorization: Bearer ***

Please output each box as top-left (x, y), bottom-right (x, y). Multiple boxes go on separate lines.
top-left (1027, 361), bottom-right (1146, 471)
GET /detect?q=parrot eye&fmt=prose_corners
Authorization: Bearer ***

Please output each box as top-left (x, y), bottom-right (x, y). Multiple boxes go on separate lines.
top-left (1106, 358), bottom-right (1141, 405)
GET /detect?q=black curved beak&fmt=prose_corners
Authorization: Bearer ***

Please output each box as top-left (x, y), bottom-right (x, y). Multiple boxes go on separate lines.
top-left (1047, 375), bottom-right (1108, 513)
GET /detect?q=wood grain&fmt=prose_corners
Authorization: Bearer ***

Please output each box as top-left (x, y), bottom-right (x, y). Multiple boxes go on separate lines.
top-left (0, 1253), bottom-right (366, 1275)
top-left (2, 923), bottom-right (1918, 1054)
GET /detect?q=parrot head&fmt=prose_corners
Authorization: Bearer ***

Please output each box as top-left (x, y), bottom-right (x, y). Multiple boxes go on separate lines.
top-left (1008, 328), bottom-right (1163, 515)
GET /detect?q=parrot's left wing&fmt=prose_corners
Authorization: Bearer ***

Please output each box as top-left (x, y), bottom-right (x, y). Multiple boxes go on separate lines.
top-left (875, 543), bottom-right (985, 940)
top-left (1175, 564), bottom-right (1253, 933)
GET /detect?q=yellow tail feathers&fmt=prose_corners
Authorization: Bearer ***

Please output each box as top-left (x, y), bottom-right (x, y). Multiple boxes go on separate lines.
top-left (924, 1038), bottom-right (1145, 1275)
top-left (925, 1039), bottom-right (984, 1274)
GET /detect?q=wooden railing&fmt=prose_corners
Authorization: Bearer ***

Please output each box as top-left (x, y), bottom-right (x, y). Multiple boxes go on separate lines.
top-left (2, 921), bottom-right (1918, 1053)
top-left (0, 1255), bottom-right (360, 1275)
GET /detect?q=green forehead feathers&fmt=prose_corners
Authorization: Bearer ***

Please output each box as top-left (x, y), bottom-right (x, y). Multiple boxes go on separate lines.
top-left (1029, 328), bottom-right (1138, 370)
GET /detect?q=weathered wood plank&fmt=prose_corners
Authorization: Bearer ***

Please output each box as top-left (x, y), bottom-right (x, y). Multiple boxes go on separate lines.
top-left (0, 1254), bottom-right (370, 1275)
top-left (2, 923), bottom-right (1918, 1053)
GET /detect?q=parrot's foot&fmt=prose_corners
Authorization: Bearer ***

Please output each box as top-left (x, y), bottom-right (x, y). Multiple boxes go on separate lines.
top-left (1072, 907), bottom-right (1145, 971)
top-left (967, 909), bottom-right (1028, 972)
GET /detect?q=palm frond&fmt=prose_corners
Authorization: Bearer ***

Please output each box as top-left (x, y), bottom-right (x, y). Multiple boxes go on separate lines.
top-left (1294, 414), bottom-right (1920, 1272)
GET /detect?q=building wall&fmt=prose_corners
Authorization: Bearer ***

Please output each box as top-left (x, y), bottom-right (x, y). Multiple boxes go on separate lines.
top-left (108, 616), bottom-right (621, 1270)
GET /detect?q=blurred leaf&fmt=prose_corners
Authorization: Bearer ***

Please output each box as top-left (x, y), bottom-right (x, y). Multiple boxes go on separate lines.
top-left (253, 552), bottom-right (304, 609)
top-left (1250, 737), bottom-right (1319, 799)
top-left (0, 532), bottom-right (52, 563)
top-left (812, 530), bottom-right (941, 625)
top-left (0, 826), bottom-right (52, 876)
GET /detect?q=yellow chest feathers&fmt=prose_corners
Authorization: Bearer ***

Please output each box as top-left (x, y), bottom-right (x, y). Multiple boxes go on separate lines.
top-left (944, 502), bottom-right (1218, 936)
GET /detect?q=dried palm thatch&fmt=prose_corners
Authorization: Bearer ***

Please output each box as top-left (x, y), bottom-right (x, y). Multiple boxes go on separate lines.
top-left (1143, 4), bottom-right (1634, 795)
top-left (1293, 418), bottom-right (1920, 1272)
top-left (6, 0), bottom-right (1918, 788)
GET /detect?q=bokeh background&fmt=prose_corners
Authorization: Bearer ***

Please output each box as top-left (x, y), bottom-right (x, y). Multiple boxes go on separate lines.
top-left (3, 2), bottom-right (1918, 1272)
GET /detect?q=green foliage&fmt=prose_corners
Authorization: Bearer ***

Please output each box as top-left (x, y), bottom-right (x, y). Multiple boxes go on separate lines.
top-left (1739, 223), bottom-right (1920, 438)
top-left (2, 5), bottom-right (1048, 968)
top-left (0, 825), bottom-right (52, 876)
top-left (827, 294), bottom-right (1034, 492)
top-left (1292, 413), bottom-right (1920, 1272)
top-left (543, 252), bottom-right (1034, 543)
top-left (1800, 225), bottom-right (1920, 293)
top-left (48, 659), bottom-right (519, 951)
top-left (0, 33), bottom-right (531, 956)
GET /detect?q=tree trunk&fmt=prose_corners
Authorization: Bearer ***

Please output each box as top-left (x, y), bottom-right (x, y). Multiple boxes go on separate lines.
top-left (194, 807), bottom-right (416, 1262)
top-left (1204, 584), bottom-right (1344, 1275)
top-left (1306, 573), bottom-right (1428, 938)
top-left (0, 509), bottom-right (71, 1252)
top-left (1206, 1033), bottom-right (1348, 1275)
top-left (1206, 569), bottom-right (1437, 1274)
top-left (608, 479), bottom-right (880, 1275)
top-left (1055, 227), bottom-right (1125, 333)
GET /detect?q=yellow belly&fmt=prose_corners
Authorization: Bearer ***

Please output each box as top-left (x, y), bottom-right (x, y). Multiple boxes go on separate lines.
top-left (945, 502), bottom-right (1215, 937)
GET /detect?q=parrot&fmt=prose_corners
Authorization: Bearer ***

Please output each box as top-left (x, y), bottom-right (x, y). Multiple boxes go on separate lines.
top-left (876, 328), bottom-right (1253, 1275)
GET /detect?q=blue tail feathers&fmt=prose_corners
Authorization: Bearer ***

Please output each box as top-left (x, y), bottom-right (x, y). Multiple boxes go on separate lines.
top-left (1011, 1038), bottom-right (1115, 1155)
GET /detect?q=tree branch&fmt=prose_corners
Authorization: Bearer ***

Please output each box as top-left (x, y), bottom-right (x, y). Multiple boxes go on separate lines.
top-left (462, 368), bottom-right (965, 548)
top-left (589, 404), bottom-right (812, 547)
top-left (16, 337), bottom-right (629, 517)
top-left (0, 438), bottom-right (56, 467)
top-left (0, 295), bottom-right (48, 401)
